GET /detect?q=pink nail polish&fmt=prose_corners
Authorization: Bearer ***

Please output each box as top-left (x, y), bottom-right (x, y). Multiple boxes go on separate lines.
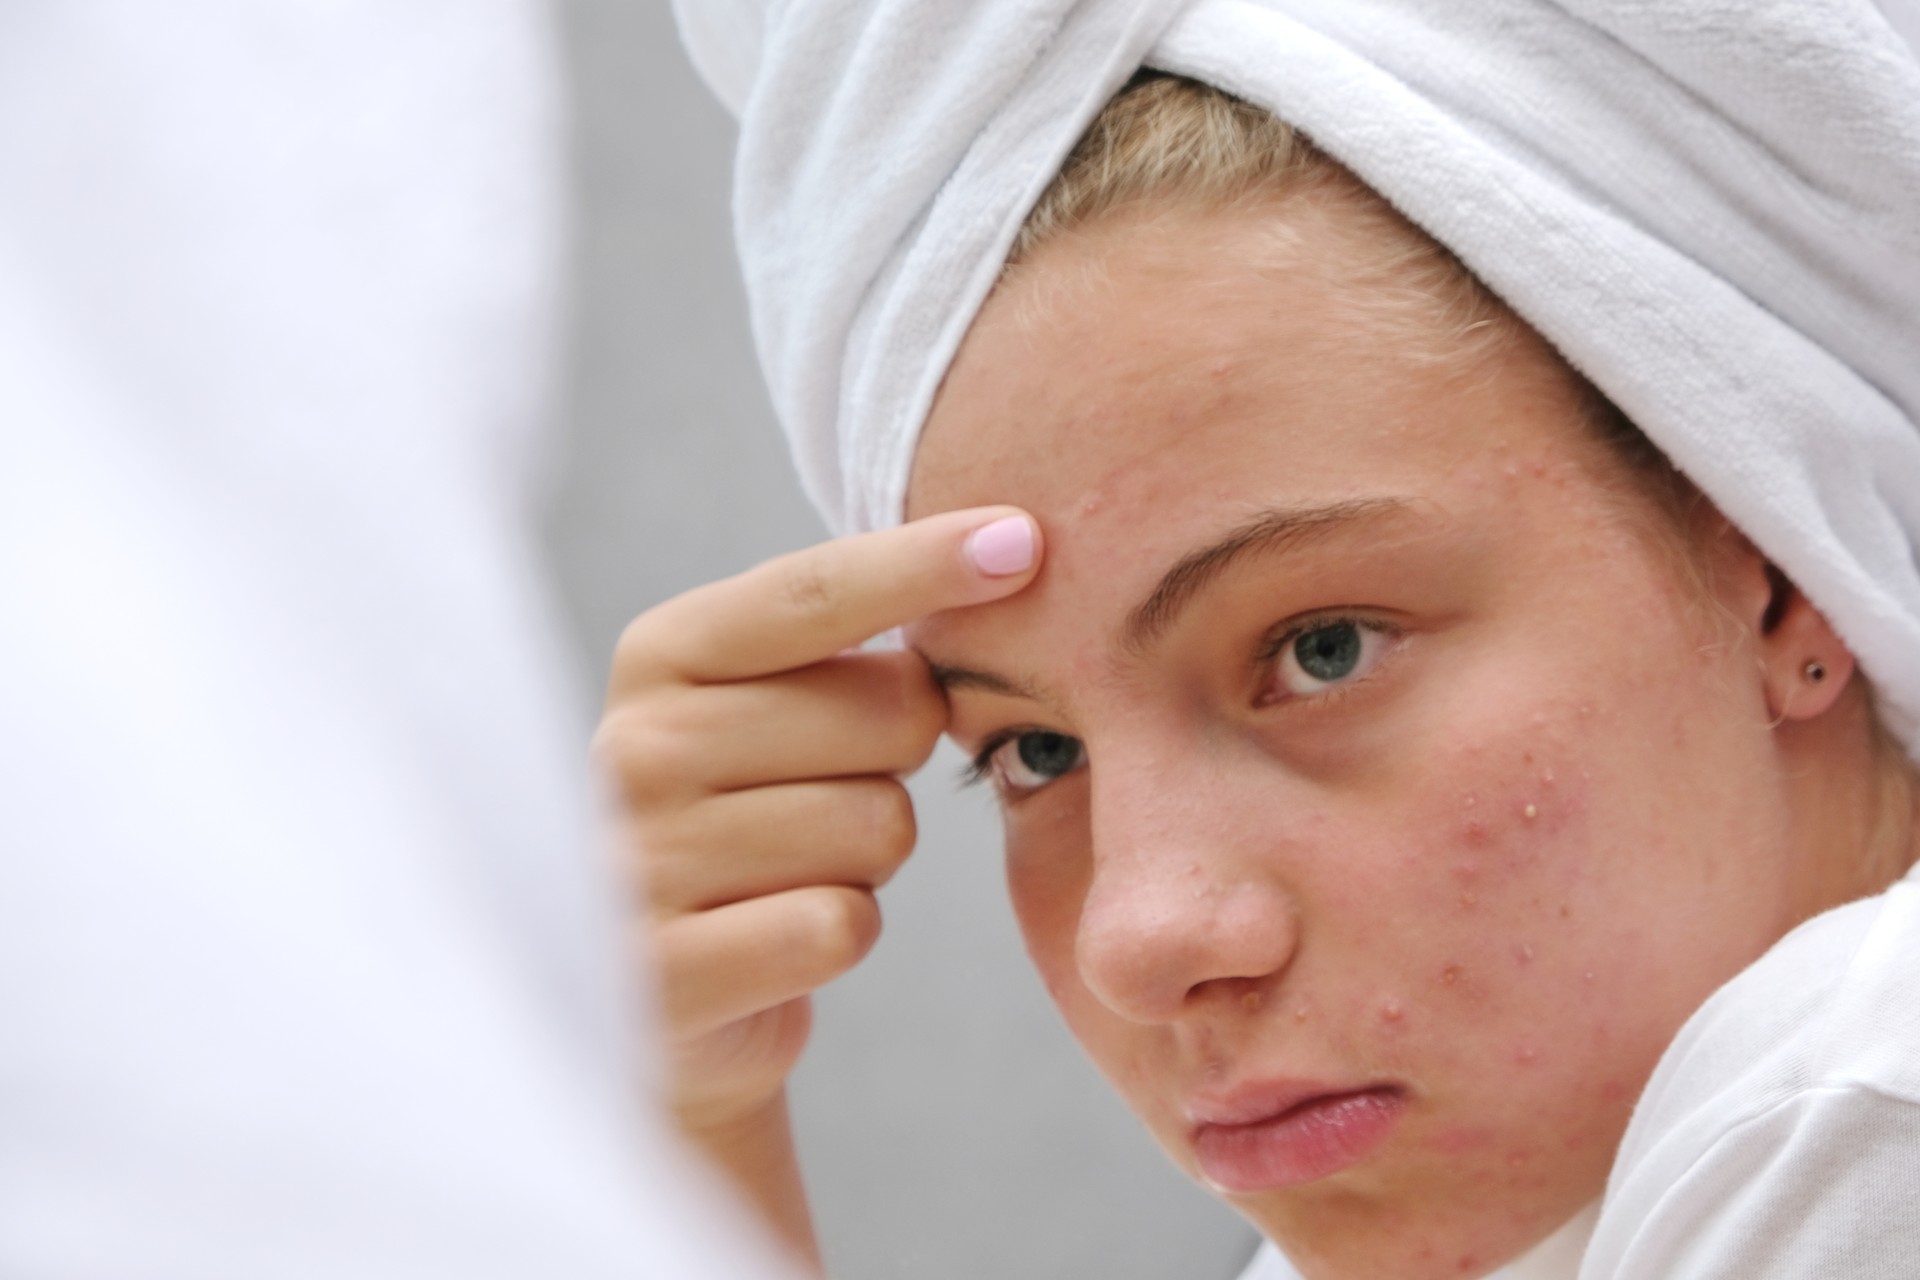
top-left (965, 516), bottom-right (1035, 577)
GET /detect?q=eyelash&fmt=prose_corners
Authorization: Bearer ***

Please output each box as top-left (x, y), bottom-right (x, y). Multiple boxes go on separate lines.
top-left (959, 612), bottom-right (1403, 794)
top-left (961, 728), bottom-right (1030, 790)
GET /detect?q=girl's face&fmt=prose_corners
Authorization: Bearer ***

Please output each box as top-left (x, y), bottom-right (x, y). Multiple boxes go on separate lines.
top-left (904, 201), bottom-right (1820, 1278)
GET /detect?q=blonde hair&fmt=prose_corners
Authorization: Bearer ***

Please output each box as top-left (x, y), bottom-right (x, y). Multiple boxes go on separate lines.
top-left (1011, 72), bottom-right (1509, 371)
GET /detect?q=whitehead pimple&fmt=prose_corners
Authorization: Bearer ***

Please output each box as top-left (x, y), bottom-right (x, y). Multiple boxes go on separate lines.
top-left (1440, 963), bottom-right (1463, 985)
top-left (1513, 942), bottom-right (1536, 966)
top-left (1381, 998), bottom-right (1405, 1024)
top-left (1523, 803), bottom-right (1538, 820)
top-left (1293, 1001), bottom-right (1311, 1023)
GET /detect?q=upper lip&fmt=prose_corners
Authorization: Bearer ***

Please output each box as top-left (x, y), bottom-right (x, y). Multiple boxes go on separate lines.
top-left (1185, 1078), bottom-right (1396, 1129)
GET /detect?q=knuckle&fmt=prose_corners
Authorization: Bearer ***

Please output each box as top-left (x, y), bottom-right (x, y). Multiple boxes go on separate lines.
top-left (796, 887), bottom-right (881, 976)
top-left (779, 556), bottom-right (841, 621)
top-left (591, 709), bottom-right (693, 804)
top-left (897, 658), bottom-right (949, 741)
top-left (855, 779), bottom-right (918, 877)
top-left (610, 611), bottom-right (672, 686)
top-left (860, 656), bottom-right (946, 765)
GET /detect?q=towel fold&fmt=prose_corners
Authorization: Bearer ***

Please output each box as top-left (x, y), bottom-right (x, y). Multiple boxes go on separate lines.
top-left (674, 0), bottom-right (1920, 751)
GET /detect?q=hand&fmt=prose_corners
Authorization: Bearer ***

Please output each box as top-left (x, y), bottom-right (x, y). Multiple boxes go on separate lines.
top-left (595, 507), bottom-right (1041, 1258)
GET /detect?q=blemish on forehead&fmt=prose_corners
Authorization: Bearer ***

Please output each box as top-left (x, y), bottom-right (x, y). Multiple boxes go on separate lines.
top-left (1439, 963), bottom-right (1464, 985)
top-left (1380, 998), bottom-right (1406, 1024)
top-left (1523, 803), bottom-right (1539, 820)
top-left (1513, 1044), bottom-right (1539, 1066)
top-left (1459, 891), bottom-right (1479, 908)
top-left (1512, 942), bottom-right (1536, 966)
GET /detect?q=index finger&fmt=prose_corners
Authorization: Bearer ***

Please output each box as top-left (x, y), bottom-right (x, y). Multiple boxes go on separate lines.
top-left (614, 506), bottom-right (1042, 688)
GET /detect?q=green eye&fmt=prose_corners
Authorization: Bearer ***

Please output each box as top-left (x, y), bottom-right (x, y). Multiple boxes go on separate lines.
top-left (1295, 622), bottom-right (1363, 682)
top-left (1269, 617), bottom-right (1397, 701)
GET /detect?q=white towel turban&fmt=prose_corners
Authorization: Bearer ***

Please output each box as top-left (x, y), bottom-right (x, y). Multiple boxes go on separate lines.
top-left (673, 0), bottom-right (1920, 752)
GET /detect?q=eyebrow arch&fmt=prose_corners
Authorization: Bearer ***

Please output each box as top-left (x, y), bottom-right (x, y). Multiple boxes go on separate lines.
top-left (1120, 497), bottom-right (1411, 655)
top-left (926, 662), bottom-right (1045, 702)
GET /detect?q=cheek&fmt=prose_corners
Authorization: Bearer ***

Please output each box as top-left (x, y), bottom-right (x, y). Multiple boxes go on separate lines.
top-left (1002, 801), bottom-right (1093, 1005)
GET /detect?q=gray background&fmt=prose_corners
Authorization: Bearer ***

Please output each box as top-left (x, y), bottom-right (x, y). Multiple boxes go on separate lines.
top-left (544, 3), bottom-right (1259, 1278)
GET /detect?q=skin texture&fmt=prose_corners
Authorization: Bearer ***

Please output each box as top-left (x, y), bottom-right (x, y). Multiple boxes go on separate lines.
top-left (904, 197), bottom-right (1899, 1278)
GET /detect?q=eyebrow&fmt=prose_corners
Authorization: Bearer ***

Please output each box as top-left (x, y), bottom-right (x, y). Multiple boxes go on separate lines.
top-left (1121, 497), bottom-right (1410, 654)
top-left (924, 497), bottom-right (1411, 700)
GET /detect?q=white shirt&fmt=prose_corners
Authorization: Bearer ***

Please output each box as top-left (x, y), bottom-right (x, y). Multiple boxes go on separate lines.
top-left (0, 5), bottom-right (795, 1277)
top-left (1580, 860), bottom-right (1920, 1278)
top-left (1235, 861), bottom-right (1920, 1280)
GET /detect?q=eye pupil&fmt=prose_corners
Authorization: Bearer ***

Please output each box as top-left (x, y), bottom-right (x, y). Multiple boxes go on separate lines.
top-left (1016, 731), bottom-right (1081, 778)
top-left (1295, 623), bottom-right (1362, 681)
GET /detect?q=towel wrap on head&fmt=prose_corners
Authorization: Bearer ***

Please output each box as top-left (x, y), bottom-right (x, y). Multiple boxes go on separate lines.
top-left (673, 0), bottom-right (1920, 755)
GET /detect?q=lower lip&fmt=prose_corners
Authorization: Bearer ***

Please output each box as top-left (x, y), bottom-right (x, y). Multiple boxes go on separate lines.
top-left (1193, 1088), bottom-right (1406, 1193)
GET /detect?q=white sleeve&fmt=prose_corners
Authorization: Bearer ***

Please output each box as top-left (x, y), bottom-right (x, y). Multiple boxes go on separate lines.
top-left (0, 5), bottom-right (795, 1278)
top-left (1581, 1087), bottom-right (1920, 1279)
top-left (1233, 1241), bottom-right (1305, 1280)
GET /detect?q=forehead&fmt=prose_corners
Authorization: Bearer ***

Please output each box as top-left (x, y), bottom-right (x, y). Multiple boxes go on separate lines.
top-left (907, 200), bottom-right (1585, 535)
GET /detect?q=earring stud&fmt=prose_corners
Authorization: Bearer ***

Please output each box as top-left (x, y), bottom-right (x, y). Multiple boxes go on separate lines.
top-left (1804, 660), bottom-right (1828, 684)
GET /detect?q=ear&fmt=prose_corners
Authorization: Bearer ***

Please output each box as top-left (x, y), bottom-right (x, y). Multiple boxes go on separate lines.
top-left (1751, 556), bottom-right (1850, 725)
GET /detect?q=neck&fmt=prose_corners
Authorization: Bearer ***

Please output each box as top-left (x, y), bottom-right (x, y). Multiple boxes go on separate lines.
top-left (1790, 689), bottom-right (1920, 914)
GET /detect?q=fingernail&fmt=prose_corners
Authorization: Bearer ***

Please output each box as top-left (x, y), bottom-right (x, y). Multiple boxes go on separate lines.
top-left (965, 516), bottom-right (1035, 577)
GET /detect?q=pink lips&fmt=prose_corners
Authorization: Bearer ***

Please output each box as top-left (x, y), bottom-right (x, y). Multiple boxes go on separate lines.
top-left (1190, 1082), bottom-right (1406, 1193)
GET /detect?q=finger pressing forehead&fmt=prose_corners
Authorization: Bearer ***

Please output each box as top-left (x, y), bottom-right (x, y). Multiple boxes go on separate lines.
top-left (610, 506), bottom-right (1040, 691)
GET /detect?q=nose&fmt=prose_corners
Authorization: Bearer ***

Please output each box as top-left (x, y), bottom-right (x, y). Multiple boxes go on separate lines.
top-left (1074, 753), bottom-right (1302, 1025)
